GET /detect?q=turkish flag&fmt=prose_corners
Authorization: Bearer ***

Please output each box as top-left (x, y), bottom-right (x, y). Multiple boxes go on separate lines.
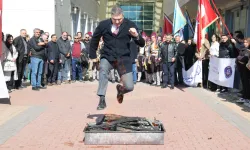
top-left (197, 0), bottom-right (218, 51)
top-left (163, 14), bottom-right (173, 36)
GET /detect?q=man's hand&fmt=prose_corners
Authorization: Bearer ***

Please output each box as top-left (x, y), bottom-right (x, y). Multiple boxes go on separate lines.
top-left (50, 60), bottom-right (54, 64)
top-left (38, 42), bottom-right (45, 46)
top-left (129, 28), bottom-right (139, 38)
top-left (231, 39), bottom-right (236, 44)
top-left (59, 59), bottom-right (62, 63)
top-left (66, 53), bottom-right (70, 57)
top-left (172, 58), bottom-right (176, 62)
top-left (12, 58), bottom-right (16, 62)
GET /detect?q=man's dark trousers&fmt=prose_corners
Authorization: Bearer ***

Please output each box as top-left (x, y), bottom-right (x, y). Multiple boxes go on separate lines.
top-left (15, 56), bottom-right (28, 88)
top-left (48, 60), bottom-right (59, 83)
top-left (162, 62), bottom-right (175, 86)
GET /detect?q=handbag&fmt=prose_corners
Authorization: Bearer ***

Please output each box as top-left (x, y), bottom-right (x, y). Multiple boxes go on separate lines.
top-left (3, 60), bottom-right (16, 71)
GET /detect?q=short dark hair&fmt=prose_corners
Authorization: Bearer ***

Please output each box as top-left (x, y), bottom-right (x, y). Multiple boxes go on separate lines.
top-left (61, 31), bottom-right (68, 35)
top-left (51, 34), bottom-right (56, 38)
top-left (221, 34), bottom-right (227, 37)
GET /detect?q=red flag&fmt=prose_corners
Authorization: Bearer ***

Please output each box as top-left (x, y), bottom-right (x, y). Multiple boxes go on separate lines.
top-left (0, 0), bottom-right (2, 57)
top-left (163, 14), bottom-right (173, 36)
top-left (197, 0), bottom-right (218, 51)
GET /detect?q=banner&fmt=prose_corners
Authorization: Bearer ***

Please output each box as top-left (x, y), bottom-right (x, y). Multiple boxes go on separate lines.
top-left (0, 62), bottom-right (9, 99)
top-left (182, 60), bottom-right (202, 87)
top-left (208, 56), bottom-right (236, 88)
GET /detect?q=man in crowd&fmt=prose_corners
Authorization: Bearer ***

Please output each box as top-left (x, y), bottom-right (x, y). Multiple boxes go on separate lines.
top-left (13, 29), bottom-right (28, 89)
top-left (160, 34), bottom-right (177, 89)
top-left (47, 34), bottom-right (61, 86)
top-left (28, 28), bottom-right (47, 91)
top-left (175, 35), bottom-right (186, 85)
top-left (57, 32), bottom-right (71, 84)
top-left (71, 35), bottom-right (86, 82)
top-left (89, 5), bottom-right (145, 110)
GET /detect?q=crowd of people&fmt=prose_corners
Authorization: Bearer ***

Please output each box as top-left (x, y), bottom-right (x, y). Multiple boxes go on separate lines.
top-left (0, 27), bottom-right (250, 107)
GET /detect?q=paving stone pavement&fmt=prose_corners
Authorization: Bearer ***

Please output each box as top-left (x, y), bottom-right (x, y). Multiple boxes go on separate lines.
top-left (0, 81), bottom-right (250, 150)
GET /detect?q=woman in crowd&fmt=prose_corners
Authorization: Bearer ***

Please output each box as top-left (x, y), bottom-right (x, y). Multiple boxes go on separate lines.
top-left (2, 34), bottom-right (18, 93)
top-left (236, 38), bottom-right (250, 104)
top-left (144, 37), bottom-right (152, 84)
top-left (184, 39), bottom-right (196, 71)
top-left (149, 33), bottom-right (161, 86)
top-left (209, 34), bottom-right (220, 91)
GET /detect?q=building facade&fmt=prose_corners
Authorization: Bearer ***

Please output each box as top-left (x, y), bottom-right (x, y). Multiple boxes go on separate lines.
top-left (2, 0), bottom-right (100, 38)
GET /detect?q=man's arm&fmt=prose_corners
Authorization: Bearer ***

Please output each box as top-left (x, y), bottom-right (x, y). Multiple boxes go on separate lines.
top-left (13, 37), bottom-right (20, 51)
top-left (47, 43), bottom-right (54, 61)
top-left (57, 40), bottom-right (67, 56)
top-left (29, 38), bottom-right (43, 51)
top-left (89, 23), bottom-right (103, 59)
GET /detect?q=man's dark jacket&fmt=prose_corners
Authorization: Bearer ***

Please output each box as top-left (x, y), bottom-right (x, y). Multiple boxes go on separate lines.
top-left (28, 36), bottom-right (46, 60)
top-left (13, 36), bottom-right (28, 63)
top-left (47, 41), bottom-right (61, 61)
top-left (219, 41), bottom-right (234, 58)
top-left (89, 18), bottom-right (145, 74)
top-left (160, 42), bottom-right (177, 63)
top-left (57, 37), bottom-right (71, 63)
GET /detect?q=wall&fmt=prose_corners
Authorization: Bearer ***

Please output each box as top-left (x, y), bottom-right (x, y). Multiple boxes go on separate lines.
top-left (3, 0), bottom-right (55, 38)
top-left (55, 0), bottom-right (72, 36)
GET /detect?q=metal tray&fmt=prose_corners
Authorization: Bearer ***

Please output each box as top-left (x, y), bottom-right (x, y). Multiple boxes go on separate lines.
top-left (83, 114), bottom-right (165, 145)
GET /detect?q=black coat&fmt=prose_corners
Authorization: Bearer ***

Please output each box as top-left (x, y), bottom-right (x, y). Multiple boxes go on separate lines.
top-left (47, 41), bottom-right (61, 61)
top-left (219, 41), bottom-right (234, 58)
top-left (13, 36), bottom-right (28, 63)
top-left (160, 42), bottom-right (177, 63)
top-left (89, 18), bottom-right (145, 60)
top-left (28, 36), bottom-right (46, 60)
top-left (129, 40), bottom-right (139, 63)
top-left (89, 18), bottom-right (145, 74)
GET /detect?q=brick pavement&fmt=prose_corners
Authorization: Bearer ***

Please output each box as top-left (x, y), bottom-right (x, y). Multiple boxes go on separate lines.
top-left (0, 81), bottom-right (250, 150)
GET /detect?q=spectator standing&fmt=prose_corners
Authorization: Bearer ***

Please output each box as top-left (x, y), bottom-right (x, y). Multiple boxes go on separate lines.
top-left (28, 28), bottom-right (47, 91)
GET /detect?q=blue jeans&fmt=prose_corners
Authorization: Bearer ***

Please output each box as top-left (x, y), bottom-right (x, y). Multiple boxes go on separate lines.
top-left (31, 57), bottom-right (44, 87)
top-left (57, 63), bottom-right (62, 81)
top-left (132, 63), bottom-right (137, 83)
top-left (62, 59), bottom-right (71, 81)
top-left (72, 58), bottom-right (83, 80)
top-left (162, 62), bottom-right (175, 86)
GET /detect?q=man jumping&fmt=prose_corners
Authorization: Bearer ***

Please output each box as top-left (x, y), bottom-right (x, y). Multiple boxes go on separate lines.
top-left (89, 6), bottom-right (145, 110)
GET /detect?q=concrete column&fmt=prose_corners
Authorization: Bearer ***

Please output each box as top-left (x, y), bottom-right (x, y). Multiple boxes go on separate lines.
top-left (77, 10), bottom-right (81, 33)
top-left (247, 0), bottom-right (250, 37)
top-left (85, 14), bottom-right (88, 34)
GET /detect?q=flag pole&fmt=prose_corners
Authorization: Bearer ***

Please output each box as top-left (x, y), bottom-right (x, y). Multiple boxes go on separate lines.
top-left (211, 0), bottom-right (232, 38)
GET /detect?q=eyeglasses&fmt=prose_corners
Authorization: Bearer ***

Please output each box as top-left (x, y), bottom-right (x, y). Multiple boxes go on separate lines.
top-left (74, 38), bottom-right (78, 39)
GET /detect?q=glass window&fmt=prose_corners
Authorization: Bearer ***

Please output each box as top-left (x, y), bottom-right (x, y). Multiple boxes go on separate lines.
top-left (119, 2), bottom-right (154, 35)
top-left (143, 12), bottom-right (153, 20)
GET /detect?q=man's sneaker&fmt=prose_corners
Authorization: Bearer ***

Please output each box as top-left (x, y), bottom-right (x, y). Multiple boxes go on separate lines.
top-left (97, 96), bottom-right (106, 110)
top-left (38, 86), bottom-right (47, 89)
top-left (116, 84), bottom-right (124, 104)
top-left (32, 87), bottom-right (39, 91)
top-left (89, 78), bottom-right (94, 82)
top-left (236, 98), bottom-right (247, 103)
top-left (71, 80), bottom-right (76, 83)
top-left (161, 84), bottom-right (167, 89)
top-left (52, 82), bottom-right (56, 85)
top-left (47, 83), bottom-right (53, 86)
top-left (57, 80), bottom-right (61, 85)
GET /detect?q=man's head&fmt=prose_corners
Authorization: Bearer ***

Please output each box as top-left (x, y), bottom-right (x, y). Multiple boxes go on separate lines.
top-left (188, 39), bottom-right (192, 45)
top-left (74, 35), bottom-right (79, 43)
top-left (77, 32), bottom-right (82, 38)
top-left (51, 34), bottom-right (57, 42)
top-left (175, 35), bottom-right (180, 43)
top-left (33, 28), bottom-right (41, 38)
top-left (45, 32), bottom-right (50, 38)
top-left (111, 6), bottom-right (124, 27)
top-left (68, 35), bottom-right (72, 41)
top-left (221, 34), bottom-right (228, 43)
top-left (84, 33), bottom-right (90, 41)
top-left (165, 34), bottom-right (172, 43)
top-left (163, 34), bottom-right (172, 43)
top-left (41, 34), bottom-right (48, 42)
top-left (20, 29), bottom-right (27, 38)
top-left (61, 32), bottom-right (68, 40)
